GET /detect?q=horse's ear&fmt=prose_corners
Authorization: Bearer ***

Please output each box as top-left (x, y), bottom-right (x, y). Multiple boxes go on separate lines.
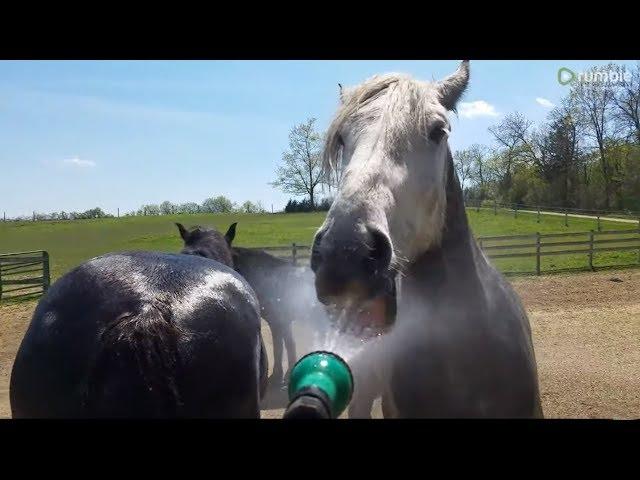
top-left (437, 60), bottom-right (470, 111)
top-left (224, 222), bottom-right (237, 246)
top-left (176, 223), bottom-right (189, 242)
top-left (338, 83), bottom-right (344, 102)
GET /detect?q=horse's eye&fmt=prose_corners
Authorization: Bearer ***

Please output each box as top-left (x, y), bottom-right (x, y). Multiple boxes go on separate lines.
top-left (429, 126), bottom-right (449, 143)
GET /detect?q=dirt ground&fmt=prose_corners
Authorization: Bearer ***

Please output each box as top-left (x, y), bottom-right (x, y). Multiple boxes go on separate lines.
top-left (1, 268), bottom-right (638, 419)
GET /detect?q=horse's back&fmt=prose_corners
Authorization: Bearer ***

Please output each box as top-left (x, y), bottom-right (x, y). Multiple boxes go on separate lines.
top-left (10, 251), bottom-right (263, 418)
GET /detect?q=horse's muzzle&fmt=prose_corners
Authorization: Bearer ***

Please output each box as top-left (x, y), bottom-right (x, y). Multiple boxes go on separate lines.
top-left (310, 222), bottom-right (397, 337)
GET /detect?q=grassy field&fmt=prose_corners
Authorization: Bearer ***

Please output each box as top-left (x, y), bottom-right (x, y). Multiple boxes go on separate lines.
top-left (0, 209), bottom-right (638, 285)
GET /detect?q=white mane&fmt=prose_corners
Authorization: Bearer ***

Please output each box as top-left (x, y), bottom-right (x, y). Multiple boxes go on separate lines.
top-left (323, 73), bottom-right (446, 180)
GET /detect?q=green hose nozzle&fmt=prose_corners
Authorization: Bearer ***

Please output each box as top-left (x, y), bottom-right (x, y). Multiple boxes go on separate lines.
top-left (284, 351), bottom-right (354, 419)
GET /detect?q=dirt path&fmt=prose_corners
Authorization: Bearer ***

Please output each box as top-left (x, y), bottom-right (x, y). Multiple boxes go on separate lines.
top-left (0, 301), bottom-right (37, 418)
top-left (1, 268), bottom-right (638, 419)
top-left (512, 269), bottom-right (639, 418)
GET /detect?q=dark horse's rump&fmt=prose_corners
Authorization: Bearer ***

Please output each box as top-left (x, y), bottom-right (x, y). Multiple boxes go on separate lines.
top-left (10, 251), bottom-right (264, 418)
top-left (84, 302), bottom-right (183, 417)
top-left (177, 222), bottom-right (315, 387)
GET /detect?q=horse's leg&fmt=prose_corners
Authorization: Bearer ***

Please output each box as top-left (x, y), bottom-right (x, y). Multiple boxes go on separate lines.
top-left (381, 388), bottom-right (398, 418)
top-left (283, 321), bottom-right (297, 382)
top-left (348, 389), bottom-right (376, 419)
top-left (258, 335), bottom-right (269, 400)
top-left (347, 367), bottom-right (379, 419)
top-left (269, 320), bottom-right (285, 386)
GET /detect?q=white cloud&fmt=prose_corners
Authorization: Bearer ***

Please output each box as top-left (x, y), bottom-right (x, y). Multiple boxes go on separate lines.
top-left (458, 100), bottom-right (499, 119)
top-left (63, 157), bottom-right (96, 168)
top-left (536, 97), bottom-right (555, 108)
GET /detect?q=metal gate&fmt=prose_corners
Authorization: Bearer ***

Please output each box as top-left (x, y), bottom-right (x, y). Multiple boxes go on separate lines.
top-left (0, 250), bottom-right (50, 301)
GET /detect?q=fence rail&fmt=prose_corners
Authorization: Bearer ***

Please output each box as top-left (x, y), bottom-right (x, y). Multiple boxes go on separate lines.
top-left (248, 229), bottom-right (640, 275)
top-left (479, 229), bottom-right (640, 275)
top-left (0, 250), bottom-right (50, 301)
top-left (1, 230), bottom-right (636, 303)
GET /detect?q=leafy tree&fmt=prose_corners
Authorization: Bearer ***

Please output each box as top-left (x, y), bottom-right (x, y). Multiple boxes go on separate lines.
top-left (201, 195), bottom-right (234, 213)
top-left (160, 201), bottom-right (175, 215)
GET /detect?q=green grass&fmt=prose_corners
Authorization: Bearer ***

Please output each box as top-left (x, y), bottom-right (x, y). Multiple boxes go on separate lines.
top-left (0, 209), bottom-right (637, 285)
top-left (0, 213), bottom-right (325, 282)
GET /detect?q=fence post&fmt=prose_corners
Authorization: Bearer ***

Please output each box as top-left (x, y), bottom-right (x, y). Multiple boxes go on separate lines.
top-left (597, 215), bottom-right (601, 232)
top-left (514, 204), bottom-right (518, 218)
top-left (537, 206), bottom-right (540, 223)
top-left (564, 209), bottom-right (568, 227)
top-left (494, 200), bottom-right (497, 215)
top-left (42, 251), bottom-right (50, 293)
top-left (588, 230), bottom-right (594, 271)
top-left (292, 243), bottom-right (297, 266)
top-left (476, 199), bottom-right (480, 213)
top-left (536, 232), bottom-right (541, 276)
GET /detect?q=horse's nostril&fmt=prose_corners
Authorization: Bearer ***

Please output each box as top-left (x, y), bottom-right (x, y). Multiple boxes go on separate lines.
top-left (366, 226), bottom-right (393, 272)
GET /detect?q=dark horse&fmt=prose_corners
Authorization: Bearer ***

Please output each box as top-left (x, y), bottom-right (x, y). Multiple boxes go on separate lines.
top-left (177, 222), bottom-right (327, 387)
top-left (11, 230), bottom-right (268, 417)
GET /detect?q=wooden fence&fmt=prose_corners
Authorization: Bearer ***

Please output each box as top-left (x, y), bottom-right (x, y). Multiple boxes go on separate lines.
top-left (0, 230), bottom-right (636, 303)
top-left (251, 228), bottom-right (640, 275)
top-left (478, 229), bottom-right (640, 275)
top-left (254, 244), bottom-right (311, 266)
top-left (0, 251), bottom-right (50, 301)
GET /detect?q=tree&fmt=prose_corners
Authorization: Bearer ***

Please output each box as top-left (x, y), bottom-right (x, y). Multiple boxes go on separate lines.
top-left (467, 144), bottom-right (489, 203)
top-left (241, 201), bottom-right (257, 214)
top-left (255, 201), bottom-right (266, 213)
top-left (271, 118), bottom-right (325, 210)
top-left (542, 106), bottom-right (585, 206)
top-left (177, 202), bottom-right (200, 214)
top-left (613, 62), bottom-right (640, 143)
top-left (285, 199), bottom-right (298, 213)
top-left (142, 204), bottom-right (160, 216)
top-left (488, 112), bottom-right (531, 197)
top-left (160, 201), bottom-right (175, 215)
top-left (202, 196), bottom-right (234, 213)
top-left (317, 197), bottom-right (333, 211)
top-left (453, 148), bottom-right (474, 188)
top-left (569, 65), bottom-right (617, 209)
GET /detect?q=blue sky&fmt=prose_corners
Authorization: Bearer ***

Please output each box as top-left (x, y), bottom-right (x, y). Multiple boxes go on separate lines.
top-left (1, 60), bottom-right (636, 217)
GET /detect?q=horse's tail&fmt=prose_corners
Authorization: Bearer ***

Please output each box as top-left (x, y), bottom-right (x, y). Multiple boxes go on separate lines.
top-left (84, 303), bottom-right (183, 417)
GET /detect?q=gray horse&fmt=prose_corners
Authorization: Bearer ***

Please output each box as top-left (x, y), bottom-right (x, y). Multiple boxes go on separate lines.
top-left (311, 61), bottom-right (543, 418)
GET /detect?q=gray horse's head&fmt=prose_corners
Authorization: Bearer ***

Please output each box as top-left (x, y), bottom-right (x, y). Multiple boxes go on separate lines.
top-left (311, 61), bottom-right (470, 336)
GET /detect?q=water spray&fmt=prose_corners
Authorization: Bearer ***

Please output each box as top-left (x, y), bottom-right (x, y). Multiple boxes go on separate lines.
top-left (283, 351), bottom-right (354, 419)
